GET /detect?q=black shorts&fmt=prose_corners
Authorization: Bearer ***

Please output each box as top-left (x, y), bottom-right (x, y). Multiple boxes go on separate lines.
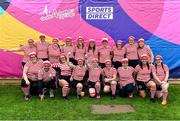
top-left (112, 61), bottom-right (122, 69)
top-left (59, 75), bottom-right (71, 83)
top-left (136, 81), bottom-right (148, 91)
top-left (71, 79), bottom-right (84, 88)
top-left (156, 85), bottom-right (162, 91)
top-left (88, 81), bottom-right (96, 88)
top-left (104, 82), bottom-right (111, 86)
top-left (128, 59), bottom-right (139, 68)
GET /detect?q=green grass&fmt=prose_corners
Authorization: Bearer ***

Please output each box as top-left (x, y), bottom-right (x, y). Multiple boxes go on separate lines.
top-left (0, 85), bottom-right (180, 120)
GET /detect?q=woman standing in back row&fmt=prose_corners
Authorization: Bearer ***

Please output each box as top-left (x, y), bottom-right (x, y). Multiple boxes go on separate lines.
top-left (137, 38), bottom-right (154, 64)
top-left (124, 36), bottom-right (139, 68)
top-left (36, 34), bottom-right (49, 61)
top-left (98, 38), bottom-right (112, 68)
top-left (112, 40), bottom-right (125, 69)
top-left (74, 36), bottom-right (86, 65)
top-left (5, 39), bottom-right (36, 67)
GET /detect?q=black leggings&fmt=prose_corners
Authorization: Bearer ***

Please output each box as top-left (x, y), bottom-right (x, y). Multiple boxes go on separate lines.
top-left (119, 83), bottom-right (134, 97)
top-left (21, 79), bottom-right (43, 95)
top-left (42, 79), bottom-right (56, 90)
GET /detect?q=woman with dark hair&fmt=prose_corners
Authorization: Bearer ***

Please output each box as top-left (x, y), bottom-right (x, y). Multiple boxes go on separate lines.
top-left (137, 38), bottom-right (154, 64)
top-left (86, 39), bottom-right (98, 64)
top-left (74, 36), bottom-right (86, 65)
top-left (5, 39), bottom-right (36, 67)
top-left (124, 36), bottom-right (139, 68)
top-left (21, 52), bottom-right (44, 101)
top-left (134, 54), bottom-right (157, 102)
top-left (153, 55), bottom-right (169, 105)
top-left (112, 40), bottom-right (125, 69)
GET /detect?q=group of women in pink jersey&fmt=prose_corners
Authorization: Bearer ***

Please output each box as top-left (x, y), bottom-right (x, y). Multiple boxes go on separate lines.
top-left (6, 34), bottom-right (169, 105)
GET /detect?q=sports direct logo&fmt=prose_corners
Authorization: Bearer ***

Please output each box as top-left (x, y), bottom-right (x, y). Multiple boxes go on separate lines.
top-left (86, 7), bottom-right (113, 20)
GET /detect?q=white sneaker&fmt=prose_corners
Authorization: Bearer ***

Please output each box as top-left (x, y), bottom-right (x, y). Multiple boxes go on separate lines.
top-left (49, 90), bottom-right (54, 98)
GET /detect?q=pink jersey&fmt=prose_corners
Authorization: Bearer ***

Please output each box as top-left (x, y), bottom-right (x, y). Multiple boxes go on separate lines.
top-left (52, 63), bottom-right (72, 76)
top-left (112, 46), bottom-right (125, 62)
top-left (72, 66), bottom-right (87, 81)
top-left (38, 67), bottom-right (56, 81)
top-left (48, 44), bottom-right (61, 64)
top-left (20, 45), bottom-right (37, 62)
top-left (98, 46), bottom-right (112, 63)
top-left (152, 64), bottom-right (169, 81)
top-left (36, 41), bottom-right (49, 59)
top-left (25, 60), bottom-right (43, 81)
top-left (86, 49), bottom-right (98, 63)
top-left (74, 47), bottom-right (86, 60)
top-left (102, 67), bottom-right (117, 78)
top-left (135, 64), bottom-right (154, 82)
top-left (137, 45), bottom-right (153, 63)
top-left (124, 43), bottom-right (138, 60)
top-left (88, 67), bottom-right (102, 82)
top-left (118, 66), bottom-right (135, 87)
top-left (63, 45), bottom-right (75, 58)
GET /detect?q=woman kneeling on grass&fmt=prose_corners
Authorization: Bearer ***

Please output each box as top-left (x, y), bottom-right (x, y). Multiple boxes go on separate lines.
top-left (117, 58), bottom-right (135, 98)
top-left (86, 58), bottom-right (102, 99)
top-left (38, 61), bottom-right (56, 99)
top-left (102, 59), bottom-right (117, 99)
top-left (153, 55), bottom-right (169, 105)
top-left (67, 52), bottom-right (87, 100)
top-left (52, 55), bottom-right (73, 100)
top-left (134, 54), bottom-right (157, 102)
top-left (21, 52), bottom-right (44, 101)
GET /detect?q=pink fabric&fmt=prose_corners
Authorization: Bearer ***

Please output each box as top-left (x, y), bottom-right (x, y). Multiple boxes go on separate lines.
top-left (74, 47), bottom-right (86, 60)
top-left (86, 49), bottom-right (98, 63)
top-left (152, 64), bottom-right (169, 81)
top-left (117, 66), bottom-right (135, 87)
top-left (7, 2), bottom-right (114, 45)
top-left (20, 45), bottom-right (37, 63)
top-left (124, 44), bottom-right (138, 60)
top-left (112, 47), bottom-right (125, 62)
top-left (52, 63), bottom-right (72, 76)
top-left (102, 67), bottom-right (117, 78)
top-left (48, 44), bottom-right (61, 64)
top-left (98, 46), bottom-right (112, 63)
top-left (137, 45), bottom-right (153, 63)
top-left (36, 41), bottom-right (49, 59)
top-left (25, 60), bottom-right (43, 81)
top-left (72, 66), bottom-right (87, 81)
top-left (0, 50), bottom-right (22, 78)
top-left (88, 67), bottom-right (102, 82)
top-left (63, 46), bottom-right (75, 58)
top-left (38, 67), bottom-right (56, 80)
top-left (135, 64), bottom-right (154, 82)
